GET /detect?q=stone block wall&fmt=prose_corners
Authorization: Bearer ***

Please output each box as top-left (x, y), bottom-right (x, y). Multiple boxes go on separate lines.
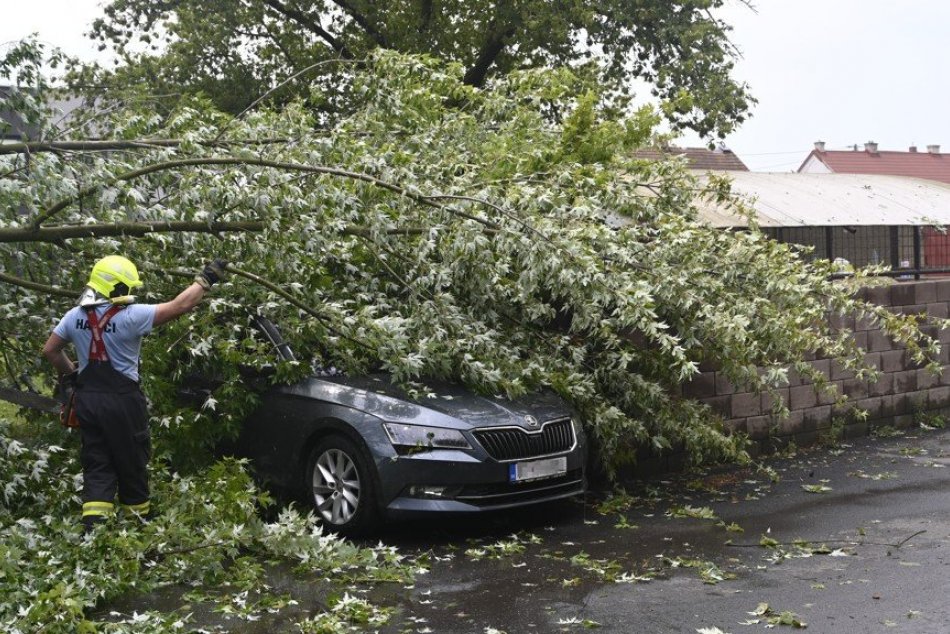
top-left (684, 279), bottom-right (950, 455)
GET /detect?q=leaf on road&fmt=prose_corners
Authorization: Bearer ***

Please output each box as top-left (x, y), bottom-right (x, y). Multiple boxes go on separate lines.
top-left (749, 603), bottom-right (807, 628)
top-left (558, 616), bottom-right (602, 628)
top-left (749, 602), bottom-right (770, 616)
top-left (667, 505), bottom-right (719, 520)
top-left (718, 521), bottom-right (744, 533)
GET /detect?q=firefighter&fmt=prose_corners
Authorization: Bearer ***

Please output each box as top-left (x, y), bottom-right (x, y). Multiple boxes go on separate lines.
top-left (42, 255), bottom-right (227, 531)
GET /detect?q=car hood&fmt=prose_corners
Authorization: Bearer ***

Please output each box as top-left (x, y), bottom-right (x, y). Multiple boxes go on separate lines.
top-left (278, 373), bottom-right (572, 430)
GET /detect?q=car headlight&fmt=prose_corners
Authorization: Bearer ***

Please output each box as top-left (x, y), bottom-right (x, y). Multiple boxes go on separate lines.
top-left (382, 423), bottom-right (472, 450)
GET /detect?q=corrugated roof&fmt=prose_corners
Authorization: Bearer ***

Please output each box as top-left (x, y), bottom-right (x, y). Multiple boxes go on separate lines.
top-left (634, 147), bottom-right (749, 171)
top-left (692, 172), bottom-right (950, 227)
top-left (801, 149), bottom-right (950, 184)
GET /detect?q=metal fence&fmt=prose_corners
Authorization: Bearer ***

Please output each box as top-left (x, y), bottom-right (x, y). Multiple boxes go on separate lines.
top-left (762, 225), bottom-right (950, 279)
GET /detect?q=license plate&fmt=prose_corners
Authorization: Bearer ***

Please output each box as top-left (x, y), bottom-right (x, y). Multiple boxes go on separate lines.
top-left (509, 456), bottom-right (567, 482)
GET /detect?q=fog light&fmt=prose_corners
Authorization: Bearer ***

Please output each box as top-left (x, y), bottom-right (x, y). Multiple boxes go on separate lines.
top-left (409, 485), bottom-right (450, 499)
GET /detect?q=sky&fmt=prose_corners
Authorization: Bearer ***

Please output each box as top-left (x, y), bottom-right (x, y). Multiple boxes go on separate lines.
top-left (680, 0), bottom-right (950, 171)
top-left (2, 0), bottom-right (949, 171)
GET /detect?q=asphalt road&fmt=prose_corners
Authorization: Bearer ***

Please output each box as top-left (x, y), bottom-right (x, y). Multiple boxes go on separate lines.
top-left (102, 426), bottom-right (950, 632)
top-left (377, 426), bottom-right (950, 633)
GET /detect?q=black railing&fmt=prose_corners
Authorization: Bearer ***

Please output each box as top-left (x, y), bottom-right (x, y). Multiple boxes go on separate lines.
top-left (763, 225), bottom-right (950, 280)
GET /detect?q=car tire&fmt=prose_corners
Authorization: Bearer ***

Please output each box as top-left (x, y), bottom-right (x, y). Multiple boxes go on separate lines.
top-left (305, 434), bottom-right (379, 535)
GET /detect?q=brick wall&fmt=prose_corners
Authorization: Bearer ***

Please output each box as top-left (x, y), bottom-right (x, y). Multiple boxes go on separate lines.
top-left (684, 279), bottom-right (950, 455)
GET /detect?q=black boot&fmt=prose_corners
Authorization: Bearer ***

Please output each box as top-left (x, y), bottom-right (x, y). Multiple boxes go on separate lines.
top-left (82, 515), bottom-right (106, 534)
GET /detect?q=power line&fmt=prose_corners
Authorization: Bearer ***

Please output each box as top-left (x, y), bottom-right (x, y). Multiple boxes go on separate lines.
top-left (749, 158), bottom-right (807, 171)
top-left (738, 149), bottom-right (811, 156)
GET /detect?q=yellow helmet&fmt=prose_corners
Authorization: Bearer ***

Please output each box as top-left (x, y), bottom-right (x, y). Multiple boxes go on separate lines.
top-left (87, 255), bottom-right (143, 302)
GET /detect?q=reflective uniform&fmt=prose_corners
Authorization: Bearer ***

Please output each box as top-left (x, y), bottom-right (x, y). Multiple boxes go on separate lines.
top-left (53, 303), bottom-right (157, 524)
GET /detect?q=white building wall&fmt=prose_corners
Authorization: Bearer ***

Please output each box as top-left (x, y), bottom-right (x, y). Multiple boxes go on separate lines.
top-left (799, 154), bottom-right (833, 173)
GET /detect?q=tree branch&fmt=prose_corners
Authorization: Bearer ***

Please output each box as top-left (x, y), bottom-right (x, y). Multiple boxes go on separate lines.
top-left (463, 22), bottom-right (518, 87)
top-left (1, 338), bottom-right (22, 389)
top-left (419, 0), bottom-right (434, 35)
top-left (0, 387), bottom-right (60, 414)
top-left (205, 265), bottom-right (375, 352)
top-left (0, 270), bottom-right (78, 297)
top-left (263, 20), bottom-right (301, 69)
top-left (341, 226), bottom-right (428, 238)
top-left (425, 194), bottom-right (560, 252)
top-left (1, 220), bottom-right (265, 243)
top-left (260, 0), bottom-right (352, 57)
top-left (224, 58), bottom-right (363, 138)
top-left (0, 139), bottom-right (289, 156)
top-left (0, 219), bottom-right (487, 245)
top-left (328, 0), bottom-right (388, 47)
top-left (31, 157), bottom-right (501, 231)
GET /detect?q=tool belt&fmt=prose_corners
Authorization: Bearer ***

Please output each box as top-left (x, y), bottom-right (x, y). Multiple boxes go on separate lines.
top-left (60, 389), bottom-right (79, 429)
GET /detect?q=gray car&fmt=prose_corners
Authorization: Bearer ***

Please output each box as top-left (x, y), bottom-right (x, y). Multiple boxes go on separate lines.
top-left (235, 317), bottom-right (588, 533)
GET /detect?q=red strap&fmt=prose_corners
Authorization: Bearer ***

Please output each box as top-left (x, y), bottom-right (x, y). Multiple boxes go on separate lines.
top-left (86, 305), bottom-right (124, 362)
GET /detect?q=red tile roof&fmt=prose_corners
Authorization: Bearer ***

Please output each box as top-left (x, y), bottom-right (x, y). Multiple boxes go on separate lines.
top-left (801, 149), bottom-right (950, 184)
top-left (634, 147), bottom-right (749, 171)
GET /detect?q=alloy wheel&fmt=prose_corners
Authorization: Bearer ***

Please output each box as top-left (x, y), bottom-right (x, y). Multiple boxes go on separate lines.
top-left (311, 447), bottom-right (361, 525)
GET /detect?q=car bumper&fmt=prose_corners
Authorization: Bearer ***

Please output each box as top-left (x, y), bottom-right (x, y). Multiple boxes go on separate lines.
top-left (375, 446), bottom-right (587, 517)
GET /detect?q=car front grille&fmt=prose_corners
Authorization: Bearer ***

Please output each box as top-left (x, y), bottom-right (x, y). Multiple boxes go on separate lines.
top-left (472, 418), bottom-right (575, 461)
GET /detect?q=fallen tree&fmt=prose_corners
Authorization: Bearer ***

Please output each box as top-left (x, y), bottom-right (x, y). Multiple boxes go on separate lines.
top-left (2, 44), bottom-right (945, 634)
top-left (4, 50), bottom-right (942, 472)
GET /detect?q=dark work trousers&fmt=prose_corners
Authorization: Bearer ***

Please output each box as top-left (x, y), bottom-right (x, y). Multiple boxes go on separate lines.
top-left (74, 360), bottom-right (151, 523)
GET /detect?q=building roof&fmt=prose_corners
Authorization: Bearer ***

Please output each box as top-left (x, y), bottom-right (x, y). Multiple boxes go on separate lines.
top-left (800, 147), bottom-right (950, 184)
top-left (634, 147), bottom-right (749, 171)
top-left (692, 172), bottom-right (950, 227)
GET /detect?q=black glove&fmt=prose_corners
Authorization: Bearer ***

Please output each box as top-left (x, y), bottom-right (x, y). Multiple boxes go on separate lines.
top-left (196, 258), bottom-right (229, 289)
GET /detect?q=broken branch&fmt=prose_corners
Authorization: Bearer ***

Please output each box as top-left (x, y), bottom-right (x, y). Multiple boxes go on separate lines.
top-left (0, 220), bottom-right (265, 243)
top-left (0, 270), bottom-right (78, 297)
top-left (0, 139), bottom-right (289, 156)
top-left (32, 157), bottom-right (502, 231)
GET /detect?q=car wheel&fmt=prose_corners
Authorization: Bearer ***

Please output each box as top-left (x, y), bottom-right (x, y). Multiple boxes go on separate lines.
top-left (305, 434), bottom-right (379, 534)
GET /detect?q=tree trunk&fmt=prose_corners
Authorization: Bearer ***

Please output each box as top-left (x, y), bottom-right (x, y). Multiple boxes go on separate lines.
top-left (463, 25), bottom-right (517, 87)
